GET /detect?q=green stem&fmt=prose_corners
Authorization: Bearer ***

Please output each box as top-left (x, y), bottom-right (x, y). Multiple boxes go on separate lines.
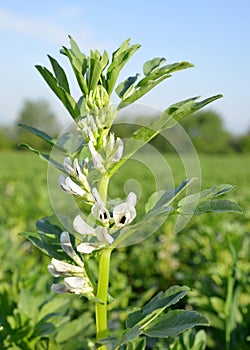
top-left (95, 248), bottom-right (112, 348)
top-left (95, 169), bottom-right (111, 349)
top-left (225, 276), bottom-right (235, 350)
top-left (98, 175), bottom-right (109, 204)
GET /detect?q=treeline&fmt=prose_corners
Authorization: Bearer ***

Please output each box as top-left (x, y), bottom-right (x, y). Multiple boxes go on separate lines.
top-left (113, 109), bottom-right (250, 154)
top-left (1, 99), bottom-right (250, 153)
top-left (0, 99), bottom-right (60, 151)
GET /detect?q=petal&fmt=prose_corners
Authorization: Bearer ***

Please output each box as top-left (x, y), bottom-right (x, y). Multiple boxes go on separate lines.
top-left (48, 258), bottom-right (83, 277)
top-left (63, 157), bottom-right (74, 174)
top-left (88, 141), bottom-right (105, 173)
top-left (91, 188), bottom-right (111, 223)
top-left (65, 177), bottom-right (86, 196)
top-left (73, 215), bottom-right (95, 235)
top-left (112, 138), bottom-right (124, 162)
top-left (77, 242), bottom-right (103, 254)
top-left (60, 232), bottom-right (77, 258)
top-left (113, 203), bottom-right (136, 227)
top-left (64, 277), bottom-right (93, 294)
top-left (51, 283), bottom-right (67, 294)
top-left (73, 159), bottom-right (84, 181)
top-left (58, 175), bottom-right (69, 192)
top-left (91, 204), bottom-right (111, 223)
top-left (95, 226), bottom-right (114, 244)
top-left (126, 192), bottom-right (137, 206)
top-left (92, 187), bottom-right (103, 205)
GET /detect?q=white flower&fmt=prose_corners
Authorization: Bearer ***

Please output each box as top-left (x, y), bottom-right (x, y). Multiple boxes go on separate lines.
top-left (58, 175), bottom-right (86, 196)
top-left (73, 215), bottom-right (96, 235)
top-left (88, 141), bottom-right (105, 173)
top-left (63, 156), bottom-right (74, 174)
top-left (76, 231), bottom-right (113, 254)
top-left (91, 188), bottom-right (111, 223)
top-left (112, 137), bottom-right (123, 162)
top-left (48, 258), bottom-right (83, 277)
top-left (60, 232), bottom-right (84, 267)
top-left (78, 117), bottom-right (97, 144)
top-left (51, 276), bottom-right (94, 295)
top-left (62, 157), bottom-right (91, 193)
top-left (113, 192), bottom-right (137, 227)
top-left (77, 241), bottom-right (104, 254)
top-left (74, 215), bottom-right (114, 254)
top-left (105, 135), bottom-right (124, 166)
top-left (95, 226), bottom-right (114, 245)
top-left (60, 231), bottom-right (77, 259)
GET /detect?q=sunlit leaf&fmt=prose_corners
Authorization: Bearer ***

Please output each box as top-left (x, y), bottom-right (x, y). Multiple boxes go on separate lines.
top-left (48, 55), bottom-right (70, 93)
top-left (106, 39), bottom-right (141, 95)
top-left (35, 65), bottom-right (80, 119)
top-left (143, 57), bottom-right (166, 75)
top-left (126, 285), bottom-right (189, 329)
top-left (143, 310), bottom-right (208, 338)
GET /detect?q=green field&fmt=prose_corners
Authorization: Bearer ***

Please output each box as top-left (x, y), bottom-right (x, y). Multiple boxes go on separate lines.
top-left (0, 151), bottom-right (249, 349)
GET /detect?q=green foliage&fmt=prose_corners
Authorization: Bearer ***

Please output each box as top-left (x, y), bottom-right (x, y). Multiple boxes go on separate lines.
top-left (97, 286), bottom-right (208, 349)
top-left (0, 152), bottom-right (249, 349)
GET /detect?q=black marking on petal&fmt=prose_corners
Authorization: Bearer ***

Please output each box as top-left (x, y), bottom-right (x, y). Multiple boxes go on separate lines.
top-left (120, 215), bottom-right (127, 225)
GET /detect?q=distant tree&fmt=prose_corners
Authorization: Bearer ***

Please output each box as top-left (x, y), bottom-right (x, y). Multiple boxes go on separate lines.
top-left (180, 110), bottom-right (231, 153)
top-left (16, 99), bottom-right (61, 150)
top-left (113, 110), bottom-right (232, 153)
top-left (0, 127), bottom-right (15, 150)
top-left (230, 129), bottom-right (250, 153)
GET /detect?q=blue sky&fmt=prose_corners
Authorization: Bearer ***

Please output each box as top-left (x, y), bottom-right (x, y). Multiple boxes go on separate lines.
top-left (0, 0), bottom-right (249, 134)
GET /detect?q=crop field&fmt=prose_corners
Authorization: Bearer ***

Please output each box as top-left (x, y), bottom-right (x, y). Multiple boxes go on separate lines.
top-left (0, 151), bottom-right (249, 349)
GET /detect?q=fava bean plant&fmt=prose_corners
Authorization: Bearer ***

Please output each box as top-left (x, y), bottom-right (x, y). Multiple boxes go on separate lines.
top-left (20, 37), bottom-right (242, 349)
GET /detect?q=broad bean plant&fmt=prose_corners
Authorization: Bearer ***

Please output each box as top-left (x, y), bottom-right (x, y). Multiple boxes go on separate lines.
top-left (21, 37), bottom-right (242, 349)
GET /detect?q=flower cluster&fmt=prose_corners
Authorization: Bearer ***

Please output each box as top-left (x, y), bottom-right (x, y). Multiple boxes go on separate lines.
top-left (48, 232), bottom-right (94, 296)
top-left (49, 134), bottom-right (137, 295)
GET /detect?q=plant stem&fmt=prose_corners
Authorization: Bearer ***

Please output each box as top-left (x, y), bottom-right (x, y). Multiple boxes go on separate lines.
top-left (98, 175), bottom-right (109, 204)
top-left (95, 173), bottom-right (111, 349)
top-left (95, 248), bottom-right (112, 349)
top-left (225, 276), bottom-right (235, 350)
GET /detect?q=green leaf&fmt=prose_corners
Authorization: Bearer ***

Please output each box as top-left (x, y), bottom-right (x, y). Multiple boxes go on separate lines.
top-left (35, 65), bottom-right (80, 119)
top-left (61, 46), bottom-right (89, 95)
top-left (191, 199), bottom-right (243, 215)
top-left (143, 57), bottom-right (166, 75)
top-left (48, 55), bottom-right (70, 93)
top-left (106, 39), bottom-right (141, 95)
top-left (146, 179), bottom-right (195, 213)
top-left (115, 74), bottom-right (140, 98)
top-left (97, 326), bottom-right (141, 350)
top-left (178, 184), bottom-right (243, 215)
top-left (118, 74), bottom-right (171, 108)
top-left (126, 285), bottom-right (189, 329)
top-left (18, 123), bottom-right (65, 151)
top-left (20, 215), bottom-right (70, 260)
top-left (19, 143), bottom-right (65, 172)
top-left (178, 184), bottom-right (236, 206)
top-left (165, 94), bottom-right (223, 124)
top-left (69, 35), bottom-right (84, 59)
top-left (118, 62), bottom-right (194, 108)
top-left (138, 62), bottom-right (194, 88)
top-left (143, 310), bottom-right (208, 338)
top-left (88, 50), bottom-right (109, 91)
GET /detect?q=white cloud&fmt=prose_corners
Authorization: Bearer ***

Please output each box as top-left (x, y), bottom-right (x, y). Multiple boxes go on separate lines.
top-left (0, 7), bottom-right (70, 43)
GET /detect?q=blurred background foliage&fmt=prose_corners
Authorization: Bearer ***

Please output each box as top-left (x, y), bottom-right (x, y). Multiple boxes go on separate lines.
top-left (1, 98), bottom-right (250, 153)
